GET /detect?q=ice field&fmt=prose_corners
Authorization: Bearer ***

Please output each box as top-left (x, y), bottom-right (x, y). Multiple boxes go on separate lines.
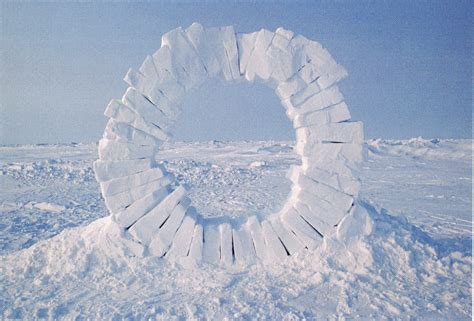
top-left (0, 138), bottom-right (471, 319)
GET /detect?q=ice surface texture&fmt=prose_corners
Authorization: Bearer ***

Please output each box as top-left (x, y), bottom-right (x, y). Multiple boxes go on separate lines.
top-left (96, 23), bottom-right (367, 267)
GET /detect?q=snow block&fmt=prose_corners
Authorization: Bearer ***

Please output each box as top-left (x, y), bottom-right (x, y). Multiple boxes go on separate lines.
top-left (161, 27), bottom-right (208, 90)
top-left (292, 200), bottom-right (335, 236)
top-left (275, 74), bottom-right (308, 100)
top-left (292, 102), bottom-right (351, 128)
top-left (202, 224), bottom-right (221, 265)
top-left (104, 99), bottom-right (169, 141)
top-left (93, 158), bottom-right (153, 182)
top-left (122, 87), bottom-right (173, 130)
top-left (128, 185), bottom-right (188, 245)
top-left (100, 166), bottom-right (167, 197)
top-left (232, 227), bottom-right (256, 267)
top-left (114, 188), bottom-right (170, 228)
top-left (236, 31), bottom-right (258, 75)
top-left (98, 139), bottom-right (156, 161)
top-left (185, 23), bottom-right (240, 81)
top-left (104, 176), bottom-right (174, 213)
top-left (165, 209), bottom-right (197, 260)
top-left (269, 217), bottom-right (304, 255)
top-left (246, 216), bottom-right (267, 261)
top-left (104, 119), bottom-right (160, 147)
top-left (188, 224), bottom-right (204, 261)
top-left (261, 221), bottom-right (289, 262)
top-left (219, 223), bottom-right (234, 267)
top-left (289, 167), bottom-right (354, 214)
top-left (284, 85), bottom-right (344, 116)
top-left (244, 29), bottom-right (275, 82)
top-left (296, 142), bottom-right (366, 172)
top-left (281, 207), bottom-right (323, 249)
top-left (296, 122), bottom-right (364, 145)
top-left (148, 198), bottom-right (192, 257)
top-left (302, 166), bottom-right (361, 196)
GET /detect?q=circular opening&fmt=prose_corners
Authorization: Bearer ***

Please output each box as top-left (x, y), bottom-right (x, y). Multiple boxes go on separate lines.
top-left (159, 79), bottom-right (298, 220)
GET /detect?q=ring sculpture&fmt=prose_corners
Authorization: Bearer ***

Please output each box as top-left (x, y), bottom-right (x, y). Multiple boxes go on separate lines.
top-left (94, 23), bottom-right (366, 268)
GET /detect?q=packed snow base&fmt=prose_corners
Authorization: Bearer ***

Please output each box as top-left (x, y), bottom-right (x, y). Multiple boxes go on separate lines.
top-left (96, 23), bottom-right (366, 265)
top-left (0, 140), bottom-right (471, 319)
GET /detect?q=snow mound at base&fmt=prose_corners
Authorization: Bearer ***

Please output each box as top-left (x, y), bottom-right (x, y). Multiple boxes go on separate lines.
top-left (2, 202), bottom-right (470, 319)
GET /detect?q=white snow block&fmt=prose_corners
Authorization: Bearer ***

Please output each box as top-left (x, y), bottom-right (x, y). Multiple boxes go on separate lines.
top-left (202, 224), bottom-right (221, 265)
top-left (266, 28), bottom-right (305, 83)
top-left (301, 40), bottom-right (348, 88)
top-left (104, 99), bottom-right (169, 141)
top-left (289, 167), bottom-right (354, 214)
top-left (104, 119), bottom-right (160, 147)
top-left (246, 216), bottom-right (268, 261)
top-left (161, 26), bottom-right (208, 90)
top-left (98, 139), bottom-right (156, 161)
top-left (93, 158), bottom-right (153, 182)
top-left (296, 122), bottom-right (364, 145)
top-left (104, 177), bottom-right (173, 214)
top-left (281, 207), bottom-right (323, 249)
top-left (302, 166), bottom-right (361, 196)
top-left (100, 166), bottom-right (167, 197)
top-left (232, 227), bottom-right (256, 267)
top-left (219, 223), bottom-right (234, 267)
top-left (261, 221), bottom-right (289, 262)
top-left (114, 188), bottom-right (170, 228)
top-left (124, 65), bottom-right (185, 109)
top-left (165, 210), bottom-right (197, 260)
top-left (244, 29), bottom-right (275, 82)
top-left (269, 217), bottom-right (304, 255)
top-left (185, 23), bottom-right (240, 81)
top-left (302, 157), bottom-right (359, 179)
top-left (292, 102), bottom-right (351, 128)
top-left (128, 61), bottom-right (182, 120)
top-left (148, 198), bottom-right (192, 257)
top-left (128, 185), bottom-right (188, 245)
top-left (275, 74), bottom-right (308, 100)
top-left (236, 31), bottom-right (258, 75)
top-left (188, 223), bottom-right (204, 261)
top-left (284, 85), bottom-right (344, 116)
top-left (296, 142), bottom-right (366, 171)
top-left (122, 87), bottom-right (173, 130)
top-left (292, 200), bottom-right (334, 236)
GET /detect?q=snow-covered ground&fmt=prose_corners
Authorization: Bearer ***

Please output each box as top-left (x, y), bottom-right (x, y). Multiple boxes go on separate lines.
top-left (0, 138), bottom-right (471, 319)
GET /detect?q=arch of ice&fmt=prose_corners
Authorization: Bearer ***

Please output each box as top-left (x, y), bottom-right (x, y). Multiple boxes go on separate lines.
top-left (94, 23), bottom-right (366, 267)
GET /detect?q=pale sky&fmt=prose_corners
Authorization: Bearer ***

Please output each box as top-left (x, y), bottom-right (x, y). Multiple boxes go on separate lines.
top-left (1, 1), bottom-right (471, 144)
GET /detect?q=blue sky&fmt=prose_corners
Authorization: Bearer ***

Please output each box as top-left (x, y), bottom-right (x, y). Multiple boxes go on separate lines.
top-left (1, 1), bottom-right (471, 144)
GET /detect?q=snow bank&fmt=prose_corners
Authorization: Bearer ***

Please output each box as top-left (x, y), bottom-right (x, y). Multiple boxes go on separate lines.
top-left (1, 202), bottom-right (470, 319)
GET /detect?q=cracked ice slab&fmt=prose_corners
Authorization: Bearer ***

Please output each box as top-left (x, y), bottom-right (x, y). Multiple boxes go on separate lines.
top-left (185, 23), bottom-right (240, 81)
top-left (289, 166), bottom-right (354, 215)
top-left (100, 166), bottom-right (167, 197)
top-left (114, 187), bottom-right (171, 229)
top-left (122, 87), bottom-right (173, 130)
top-left (93, 159), bottom-right (153, 182)
top-left (165, 209), bottom-right (197, 260)
top-left (296, 122), bottom-right (364, 145)
top-left (104, 99), bottom-right (169, 141)
top-left (148, 199), bottom-right (192, 257)
top-left (128, 185), bottom-right (188, 245)
top-left (104, 177), bottom-right (174, 214)
top-left (292, 102), bottom-right (351, 128)
top-left (161, 27), bottom-right (208, 91)
top-left (98, 139), bottom-right (156, 161)
top-left (104, 119), bottom-right (161, 147)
